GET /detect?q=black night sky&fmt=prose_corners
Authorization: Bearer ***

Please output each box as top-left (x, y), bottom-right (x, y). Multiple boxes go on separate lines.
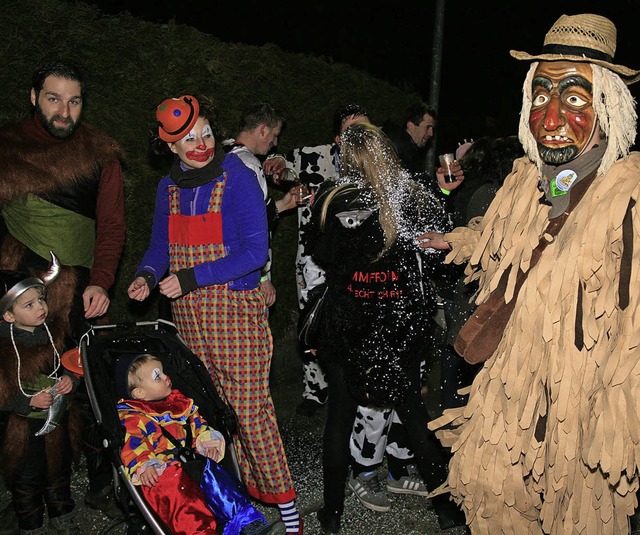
top-left (70, 0), bottom-right (640, 150)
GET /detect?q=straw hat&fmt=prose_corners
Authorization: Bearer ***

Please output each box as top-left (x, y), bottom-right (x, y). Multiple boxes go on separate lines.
top-left (510, 13), bottom-right (640, 85)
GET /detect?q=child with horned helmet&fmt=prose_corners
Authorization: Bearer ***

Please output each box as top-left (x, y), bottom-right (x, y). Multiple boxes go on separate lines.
top-left (0, 255), bottom-right (81, 534)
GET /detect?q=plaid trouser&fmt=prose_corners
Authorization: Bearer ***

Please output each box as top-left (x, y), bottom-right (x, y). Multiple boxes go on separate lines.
top-left (168, 182), bottom-right (295, 503)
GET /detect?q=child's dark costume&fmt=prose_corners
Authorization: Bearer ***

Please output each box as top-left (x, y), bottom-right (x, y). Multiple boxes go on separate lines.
top-left (0, 318), bottom-right (79, 533)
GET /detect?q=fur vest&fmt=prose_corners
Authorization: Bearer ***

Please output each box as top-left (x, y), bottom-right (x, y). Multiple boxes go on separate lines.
top-left (0, 320), bottom-right (81, 478)
top-left (0, 117), bottom-right (124, 208)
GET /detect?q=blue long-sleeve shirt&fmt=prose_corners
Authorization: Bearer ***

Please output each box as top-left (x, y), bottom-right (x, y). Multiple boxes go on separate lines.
top-left (136, 152), bottom-right (268, 291)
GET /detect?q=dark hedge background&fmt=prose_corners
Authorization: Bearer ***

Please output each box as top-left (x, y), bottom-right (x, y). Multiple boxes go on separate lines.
top-left (0, 0), bottom-right (421, 344)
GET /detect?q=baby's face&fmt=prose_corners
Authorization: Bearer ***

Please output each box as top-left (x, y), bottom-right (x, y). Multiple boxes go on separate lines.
top-left (134, 360), bottom-right (172, 401)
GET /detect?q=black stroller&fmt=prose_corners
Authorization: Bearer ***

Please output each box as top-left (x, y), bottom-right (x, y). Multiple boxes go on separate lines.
top-left (78, 319), bottom-right (240, 535)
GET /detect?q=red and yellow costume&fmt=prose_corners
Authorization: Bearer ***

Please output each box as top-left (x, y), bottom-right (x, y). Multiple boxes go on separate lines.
top-left (119, 389), bottom-right (224, 535)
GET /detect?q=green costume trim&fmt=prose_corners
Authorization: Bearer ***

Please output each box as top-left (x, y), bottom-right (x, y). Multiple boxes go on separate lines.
top-left (2, 195), bottom-right (95, 268)
top-left (23, 374), bottom-right (57, 420)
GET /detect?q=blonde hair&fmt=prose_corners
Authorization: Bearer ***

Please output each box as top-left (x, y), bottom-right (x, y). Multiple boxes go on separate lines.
top-left (518, 62), bottom-right (637, 177)
top-left (128, 354), bottom-right (161, 395)
top-left (329, 122), bottom-right (414, 255)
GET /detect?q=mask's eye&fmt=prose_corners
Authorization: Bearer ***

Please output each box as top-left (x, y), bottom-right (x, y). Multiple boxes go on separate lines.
top-left (566, 94), bottom-right (588, 107)
top-left (532, 93), bottom-right (549, 107)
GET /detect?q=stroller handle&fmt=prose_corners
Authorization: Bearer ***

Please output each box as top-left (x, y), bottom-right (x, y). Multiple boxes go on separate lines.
top-left (85, 319), bottom-right (177, 332)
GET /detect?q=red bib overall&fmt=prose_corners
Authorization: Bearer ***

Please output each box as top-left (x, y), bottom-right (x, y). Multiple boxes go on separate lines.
top-left (167, 178), bottom-right (295, 503)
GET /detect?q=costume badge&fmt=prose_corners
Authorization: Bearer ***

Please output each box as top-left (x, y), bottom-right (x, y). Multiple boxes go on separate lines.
top-left (335, 209), bottom-right (374, 228)
top-left (551, 169), bottom-right (577, 197)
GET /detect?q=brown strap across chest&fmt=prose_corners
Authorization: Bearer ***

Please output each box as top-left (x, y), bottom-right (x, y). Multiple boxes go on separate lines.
top-left (454, 168), bottom-right (599, 364)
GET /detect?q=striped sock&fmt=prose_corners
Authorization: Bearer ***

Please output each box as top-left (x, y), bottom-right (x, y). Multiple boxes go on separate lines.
top-left (277, 500), bottom-right (300, 534)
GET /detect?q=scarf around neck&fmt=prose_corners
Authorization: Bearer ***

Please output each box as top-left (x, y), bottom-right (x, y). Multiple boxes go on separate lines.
top-left (169, 148), bottom-right (225, 189)
top-left (539, 141), bottom-right (607, 219)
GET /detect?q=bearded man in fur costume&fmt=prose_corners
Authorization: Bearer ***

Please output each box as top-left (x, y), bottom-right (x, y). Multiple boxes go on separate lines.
top-left (422, 13), bottom-right (640, 534)
top-left (0, 60), bottom-right (126, 521)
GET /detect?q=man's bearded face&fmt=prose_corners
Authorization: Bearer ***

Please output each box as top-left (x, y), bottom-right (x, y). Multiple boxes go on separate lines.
top-left (32, 75), bottom-right (83, 139)
top-left (529, 61), bottom-right (598, 164)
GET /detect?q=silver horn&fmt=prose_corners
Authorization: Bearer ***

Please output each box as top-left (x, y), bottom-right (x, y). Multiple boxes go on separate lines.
top-left (42, 251), bottom-right (60, 285)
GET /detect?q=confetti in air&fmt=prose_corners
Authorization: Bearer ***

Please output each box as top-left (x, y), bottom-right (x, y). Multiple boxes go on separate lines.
top-left (310, 122), bottom-right (453, 407)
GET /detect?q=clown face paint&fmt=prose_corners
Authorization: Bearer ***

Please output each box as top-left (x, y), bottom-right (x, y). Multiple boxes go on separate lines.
top-left (529, 61), bottom-right (599, 165)
top-left (133, 360), bottom-right (172, 401)
top-left (169, 118), bottom-right (215, 168)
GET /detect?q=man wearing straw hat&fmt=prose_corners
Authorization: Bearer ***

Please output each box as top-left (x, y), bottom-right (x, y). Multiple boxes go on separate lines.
top-left (422, 13), bottom-right (640, 534)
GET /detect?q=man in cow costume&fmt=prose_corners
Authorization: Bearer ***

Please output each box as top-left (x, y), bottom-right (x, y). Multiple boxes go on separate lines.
top-left (423, 13), bottom-right (640, 534)
top-left (263, 104), bottom-right (368, 414)
top-left (0, 60), bottom-right (126, 520)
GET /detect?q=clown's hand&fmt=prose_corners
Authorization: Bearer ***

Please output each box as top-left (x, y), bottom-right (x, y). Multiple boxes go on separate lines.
top-left (128, 277), bottom-right (150, 302)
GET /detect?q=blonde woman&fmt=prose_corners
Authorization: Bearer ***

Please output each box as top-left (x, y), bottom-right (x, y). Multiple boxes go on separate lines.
top-left (305, 122), bottom-right (465, 532)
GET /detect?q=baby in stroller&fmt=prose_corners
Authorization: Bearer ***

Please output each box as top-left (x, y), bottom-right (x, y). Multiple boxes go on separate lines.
top-left (115, 352), bottom-right (284, 535)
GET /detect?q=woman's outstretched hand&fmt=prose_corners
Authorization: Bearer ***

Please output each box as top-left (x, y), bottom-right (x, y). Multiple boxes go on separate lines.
top-left (417, 231), bottom-right (451, 250)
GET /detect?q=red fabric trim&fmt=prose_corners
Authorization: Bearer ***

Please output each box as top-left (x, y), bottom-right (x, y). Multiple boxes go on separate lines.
top-left (141, 464), bottom-right (218, 534)
top-left (168, 212), bottom-right (222, 245)
top-left (121, 390), bottom-right (193, 417)
top-left (90, 159), bottom-right (126, 290)
top-left (246, 484), bottom-right (297, 504)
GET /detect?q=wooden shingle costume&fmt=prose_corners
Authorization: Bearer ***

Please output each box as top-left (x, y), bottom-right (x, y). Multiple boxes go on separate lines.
top-left (430, 13), bottom-right (640, 534)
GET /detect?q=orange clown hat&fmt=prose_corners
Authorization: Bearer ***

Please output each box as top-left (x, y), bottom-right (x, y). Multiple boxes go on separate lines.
top-left (156, 95), bottom-right (200, 142)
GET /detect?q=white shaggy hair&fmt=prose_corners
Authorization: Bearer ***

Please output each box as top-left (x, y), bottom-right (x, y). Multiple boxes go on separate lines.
top-left (518, 62), bottom-right (637, 177)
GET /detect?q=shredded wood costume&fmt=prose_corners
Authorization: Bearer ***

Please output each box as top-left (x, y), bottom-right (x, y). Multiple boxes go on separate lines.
top-left (427, 14), bottom-right (640, 534)
top-left (135, 151), bottom-right (296, 504)
top-left (432, 152), bottom-right (640, 533)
